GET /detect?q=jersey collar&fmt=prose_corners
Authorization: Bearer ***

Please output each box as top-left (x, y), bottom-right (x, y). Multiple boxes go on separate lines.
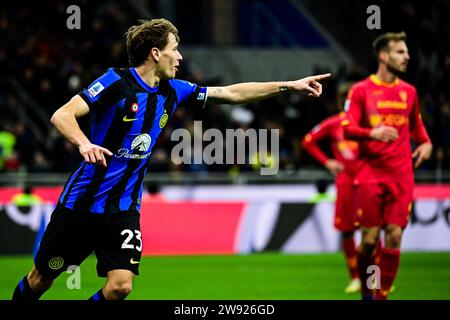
top-left (370, 74), bottom-right (399, 88)
top-left (130, 67), bottom-right (159, 93)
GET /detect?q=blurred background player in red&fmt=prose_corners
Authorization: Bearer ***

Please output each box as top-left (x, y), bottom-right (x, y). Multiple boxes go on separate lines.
top-left (343, 32), bottom-right (432, 300)
top-left (302, 83), bottom-right (361, 294)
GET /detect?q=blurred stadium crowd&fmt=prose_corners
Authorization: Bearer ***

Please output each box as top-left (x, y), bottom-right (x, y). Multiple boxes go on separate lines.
top-left (0, 1), bottom-right (449, 175)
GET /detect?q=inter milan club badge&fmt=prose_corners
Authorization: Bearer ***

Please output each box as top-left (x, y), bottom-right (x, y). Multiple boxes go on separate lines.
top-left (48, 257), bottom-right (64, 270)
top-left (159, 111), bottom-right (168, 128)
top-left (131, 103), bottom-right (139, 113)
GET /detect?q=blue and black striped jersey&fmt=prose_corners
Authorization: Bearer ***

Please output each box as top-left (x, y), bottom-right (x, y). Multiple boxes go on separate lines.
top-left (59, 67), bottom-right (208, 213)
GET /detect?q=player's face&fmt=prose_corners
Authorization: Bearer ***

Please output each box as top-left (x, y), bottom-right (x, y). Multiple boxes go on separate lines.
top-left (386, 40), bottom-right (410, 73)
top-left (158, 33), bottom-right (183, 79)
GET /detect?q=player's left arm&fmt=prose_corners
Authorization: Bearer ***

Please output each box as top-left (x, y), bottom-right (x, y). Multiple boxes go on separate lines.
top-left (51, 95), bottom-right (113, 167)
top-left (206, 73), bottom-right (331, 105)
top-left (410, 90), bottom-right (433, 168)
top-left (302, 120), bottom-right (344, 176)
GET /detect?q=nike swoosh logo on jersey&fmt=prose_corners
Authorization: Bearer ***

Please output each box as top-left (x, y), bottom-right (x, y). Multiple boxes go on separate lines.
top-left (130, 258), bottom-right (140, 264)
top-left (123, 115), bottom-right (139, 122)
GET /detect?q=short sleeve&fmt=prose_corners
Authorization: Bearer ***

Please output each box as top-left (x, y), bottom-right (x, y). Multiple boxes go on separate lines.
top-left (169, 79), bottom-right (208, 108)
top-left (344, 85), bottom-right (365, 124)
top-left (409, 88), bottom-right (431, 144)
top-left (78, 68), bottom-right (122, 111)
top-left (343, 84), bottom-right (372, 139)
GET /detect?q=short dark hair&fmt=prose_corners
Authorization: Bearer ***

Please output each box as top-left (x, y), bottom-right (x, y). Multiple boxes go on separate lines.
top-left (372, 31), bottom-right (407, 55)
top-left (125, 18), bottom-right (180, 67)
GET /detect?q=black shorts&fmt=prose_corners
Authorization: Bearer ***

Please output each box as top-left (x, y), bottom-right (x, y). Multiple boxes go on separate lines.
top-left (34, 204), bottom-right (142, 278)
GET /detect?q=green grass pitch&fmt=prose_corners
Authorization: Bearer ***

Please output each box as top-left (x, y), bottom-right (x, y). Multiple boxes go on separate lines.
top-left (1, 252), bottom-right (449, 300)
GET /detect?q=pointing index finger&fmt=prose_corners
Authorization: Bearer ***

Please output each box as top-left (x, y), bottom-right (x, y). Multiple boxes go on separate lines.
top-left (312, 73), bottom-right (331, 81)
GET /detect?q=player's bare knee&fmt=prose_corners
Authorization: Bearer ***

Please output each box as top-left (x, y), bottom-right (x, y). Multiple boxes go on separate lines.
top-left (385, 231), bottom-right (402, 248)
top-left (360, 235), bottom-right (378, 253)
top-left (361, 227), bottom-right (379, 246)
top-left (105, 270), bottom-right (135, 300)
top-left (385, 225), bottom-right (403, 249)
top-left (106, 282), bottom-right (132, 300)
top-left (115, 283), bottom-right (132, 299)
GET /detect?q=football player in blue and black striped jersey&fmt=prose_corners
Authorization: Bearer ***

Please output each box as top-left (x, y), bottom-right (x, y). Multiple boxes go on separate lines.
top-left (12, 18), bottom-right (330, 300)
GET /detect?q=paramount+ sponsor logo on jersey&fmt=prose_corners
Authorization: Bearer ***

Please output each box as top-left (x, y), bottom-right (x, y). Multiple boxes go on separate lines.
top-left (115, 134), bottom-right (152, 160)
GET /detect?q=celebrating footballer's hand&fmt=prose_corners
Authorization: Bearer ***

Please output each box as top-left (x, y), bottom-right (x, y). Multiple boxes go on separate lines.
top-left (79, 143), bottom-right (113, 167)
top-left (412, 142), bottom-right (433, 168)
top-left (290, 73), bottom-right (331, 97)
top-left (325, 159), bottom-right (344, 176)
top-left (369, 125), bottom-right (399, 142)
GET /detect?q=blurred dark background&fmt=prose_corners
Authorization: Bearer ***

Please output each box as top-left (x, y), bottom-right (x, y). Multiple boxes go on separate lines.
top-left (0, 0), bottom-right (449, 177)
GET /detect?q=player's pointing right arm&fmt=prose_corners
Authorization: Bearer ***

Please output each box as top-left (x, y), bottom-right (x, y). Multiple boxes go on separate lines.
top-left (206, 73), bottom-right (331, 105)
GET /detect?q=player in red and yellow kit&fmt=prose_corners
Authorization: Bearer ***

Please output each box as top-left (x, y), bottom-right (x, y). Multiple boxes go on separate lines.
top-left (343, 32), bottom-right (432, 300)
top-left (302, 84), bottom-right (362, 293)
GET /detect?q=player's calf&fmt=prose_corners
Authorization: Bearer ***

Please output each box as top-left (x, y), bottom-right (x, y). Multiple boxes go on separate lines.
top-left (359, 226), bottom-right (380, 253)
top-left (12, 266), bottom-right (54, 301)
top-left (28, 266), bottom-right (55, 292)
top-left (358, 227), bottom-right (380, 298)
top-left (341, 231), bottom-right (360, 293)
top-left (373, 224), bottom-right (403, 300)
